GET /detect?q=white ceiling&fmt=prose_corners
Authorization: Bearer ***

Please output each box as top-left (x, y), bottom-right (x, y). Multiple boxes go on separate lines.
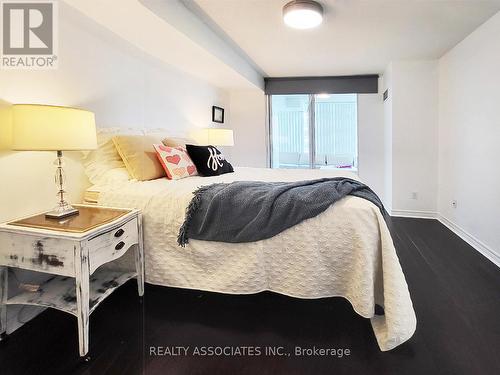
top-left (63, 0), bottom-right (259, 89)
top-left (195, 0), bottom-right (500, 77)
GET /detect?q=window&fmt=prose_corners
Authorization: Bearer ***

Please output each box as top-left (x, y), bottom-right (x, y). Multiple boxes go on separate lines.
top-left (269, 94), bottom-right (358, 170)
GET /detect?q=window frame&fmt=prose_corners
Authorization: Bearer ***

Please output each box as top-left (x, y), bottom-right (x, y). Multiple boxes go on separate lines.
top-left (267, 94), bottom-right (358, 170)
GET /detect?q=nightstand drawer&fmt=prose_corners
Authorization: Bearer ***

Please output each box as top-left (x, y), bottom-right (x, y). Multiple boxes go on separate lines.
top-left (87, 218), bottom-right (139, 274)
top-left (0, 232), bottom-right (76, 277)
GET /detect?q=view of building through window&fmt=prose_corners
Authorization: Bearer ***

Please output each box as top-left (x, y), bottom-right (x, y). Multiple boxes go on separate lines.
top-left (270, 94), bottom-right (358, 170)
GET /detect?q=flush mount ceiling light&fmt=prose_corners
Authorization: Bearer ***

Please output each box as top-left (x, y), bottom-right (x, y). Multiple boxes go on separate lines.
top-left (283, 0), bottom-right (323, 29)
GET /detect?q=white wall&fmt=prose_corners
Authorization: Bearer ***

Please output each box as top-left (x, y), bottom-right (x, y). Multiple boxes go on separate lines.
top-left (228, 89), bottom-right (267, 168)
top-left (385, 60), bottom-right (439, 216)
top-left (381, 13), bottom-right (500, 265)
top-left (0, 3), bottom-right (228, 223)
top-left (0, 2), bottom-right (229, 333)
top-left (358, 90), bottom-right (385, 204)
top-left (438, 11), bottom-right (500, 263)
top-left (382, 64), bottom-right (393, 212)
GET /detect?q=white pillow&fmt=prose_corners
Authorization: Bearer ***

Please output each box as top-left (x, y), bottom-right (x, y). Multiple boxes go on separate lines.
top-left (162, 136), bottom-right (198, 148)
top-left (83, 127), bottom-right (141, 184)
top-left (143, 128), bottom-right (198, 147)
top-left (143, 128), bottom-right (170, 137)
top-left (97, 167), bottom-right (131, 184)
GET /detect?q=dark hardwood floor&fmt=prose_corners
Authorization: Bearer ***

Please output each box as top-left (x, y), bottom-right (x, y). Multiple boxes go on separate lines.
top-left (0, 217), bottom-right (499, 375)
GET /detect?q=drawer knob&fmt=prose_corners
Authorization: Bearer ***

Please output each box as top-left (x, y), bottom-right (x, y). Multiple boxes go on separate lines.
top-left (115, 241), bottom-right (125, 250)
top-left (114, 229), bottom-right (125, 238)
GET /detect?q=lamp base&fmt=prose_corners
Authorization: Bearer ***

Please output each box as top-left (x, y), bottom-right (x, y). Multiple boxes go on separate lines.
top-left (45, 206), bottom-right (79, 219)
top-left (46, 150), bottom-right (80, 220)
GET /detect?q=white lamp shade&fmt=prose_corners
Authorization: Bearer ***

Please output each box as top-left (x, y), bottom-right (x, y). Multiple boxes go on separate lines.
top-left (10, 104), bottom-right (97, 151)
top-left (207, 128), bottom-right (234, 146)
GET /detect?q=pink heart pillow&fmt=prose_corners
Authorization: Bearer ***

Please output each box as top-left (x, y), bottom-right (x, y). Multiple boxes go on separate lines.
top-left (153, 144), bottom-right (198, 180)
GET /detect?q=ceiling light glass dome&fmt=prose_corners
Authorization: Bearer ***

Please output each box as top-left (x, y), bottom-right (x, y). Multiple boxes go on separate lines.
top-left (283, 0), bottom-right (324, 29)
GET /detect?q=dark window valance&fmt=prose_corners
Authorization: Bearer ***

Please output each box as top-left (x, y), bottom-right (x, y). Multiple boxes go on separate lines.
top-left (264, 75), bottom-right (379, 95)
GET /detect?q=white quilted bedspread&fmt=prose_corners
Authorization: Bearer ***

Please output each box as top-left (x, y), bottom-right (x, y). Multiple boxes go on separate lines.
top-left (96, 167), bottom-right (416, 351)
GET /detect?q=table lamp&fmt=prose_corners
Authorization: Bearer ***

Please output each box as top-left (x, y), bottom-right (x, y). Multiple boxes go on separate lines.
top-left (207, 128), bottom-right (234, 146)
top-left (10, 104), bottom-right (97, 219)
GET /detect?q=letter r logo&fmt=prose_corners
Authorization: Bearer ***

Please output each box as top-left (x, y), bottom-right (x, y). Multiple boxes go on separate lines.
top-left (2, 2), bottom-right (53, 55)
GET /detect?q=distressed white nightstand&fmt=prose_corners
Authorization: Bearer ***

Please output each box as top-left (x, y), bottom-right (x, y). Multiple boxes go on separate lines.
top-left (0, 204), bottom-right (144, 357)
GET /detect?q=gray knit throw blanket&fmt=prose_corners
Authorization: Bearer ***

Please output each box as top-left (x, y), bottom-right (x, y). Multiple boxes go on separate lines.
top-left (178, 177), bottom-right (387, 247)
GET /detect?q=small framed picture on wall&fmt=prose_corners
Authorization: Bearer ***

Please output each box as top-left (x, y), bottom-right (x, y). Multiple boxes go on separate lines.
top-left (212, 106), bottom-right (224, 123)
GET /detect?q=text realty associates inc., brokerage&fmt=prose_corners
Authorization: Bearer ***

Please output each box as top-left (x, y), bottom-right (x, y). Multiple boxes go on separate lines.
top-left (149, 345), bottom-right (352, 358)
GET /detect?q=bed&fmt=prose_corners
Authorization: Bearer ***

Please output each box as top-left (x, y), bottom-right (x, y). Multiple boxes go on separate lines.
top-left (88, 166), bottom-right (416, 351)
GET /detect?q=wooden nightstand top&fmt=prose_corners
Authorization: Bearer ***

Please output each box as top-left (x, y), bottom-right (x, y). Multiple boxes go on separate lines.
top-left (8, 205), bottom-right (130, 233)
top-left (0, 205), bottom-right (139, 240)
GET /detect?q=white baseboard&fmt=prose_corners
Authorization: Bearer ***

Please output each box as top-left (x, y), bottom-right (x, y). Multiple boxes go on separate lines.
top-left (437, 215), bottom-right (500, 268)
top-left (390, 209), bottom-right (499, 268)
top-left (390, 209), bottom-right (437, 219)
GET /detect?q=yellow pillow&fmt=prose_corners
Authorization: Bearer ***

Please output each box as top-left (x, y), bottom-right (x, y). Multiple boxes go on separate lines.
top-left (112, 135), bottom-right (166, 181)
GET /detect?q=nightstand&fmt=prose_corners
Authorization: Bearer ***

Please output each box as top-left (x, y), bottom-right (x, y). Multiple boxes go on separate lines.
top-left (0, 205), bottom-right (144, 357)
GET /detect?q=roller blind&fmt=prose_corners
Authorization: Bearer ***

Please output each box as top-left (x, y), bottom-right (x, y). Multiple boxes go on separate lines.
top-left (264, 75), bottom-right (378, 95)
